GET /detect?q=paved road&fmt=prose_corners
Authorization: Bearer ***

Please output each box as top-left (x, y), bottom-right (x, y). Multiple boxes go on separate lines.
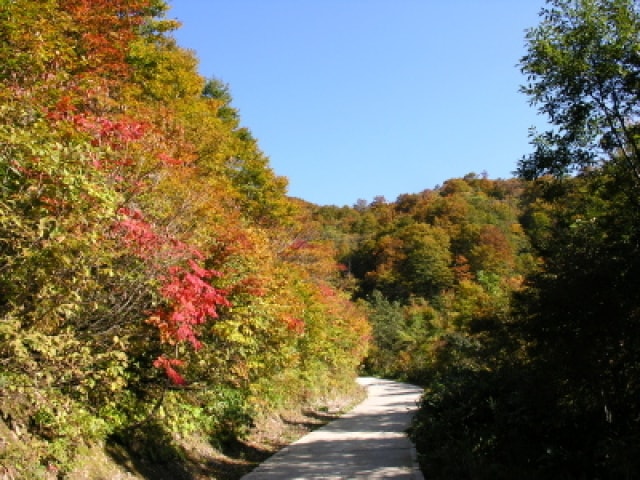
top-left (241, 377), bottom-right (424, 480)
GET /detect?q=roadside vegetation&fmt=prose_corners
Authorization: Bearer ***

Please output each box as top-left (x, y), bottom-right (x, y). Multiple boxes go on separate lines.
top-left (0, 1), bottom-right (368, 477)
top-left (1, 1), bottom-right (639, 479)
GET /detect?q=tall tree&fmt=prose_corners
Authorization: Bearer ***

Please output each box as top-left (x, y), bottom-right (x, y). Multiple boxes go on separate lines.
top-left (410, 2), bottom-right (640, 478)
top-left (514, 0), bottom-right (640, 475)
top-left (519, 0), bottom-right (640, 187)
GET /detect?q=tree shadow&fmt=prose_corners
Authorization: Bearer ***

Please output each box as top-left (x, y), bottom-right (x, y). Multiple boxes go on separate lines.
top-left (216, 436), bottom-right (274, 463)
top-left (100, 403), bottom-right (359, 479)
top-left (103, 420), bottom-right (276, 480)
top-left (279, 409), bottom-right (343, 432)
top-left (105, 422), bottom-right (193, 480)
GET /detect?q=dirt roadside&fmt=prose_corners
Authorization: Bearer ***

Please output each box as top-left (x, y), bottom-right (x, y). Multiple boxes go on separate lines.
top-left (66, 383), bottom-right (367, 480)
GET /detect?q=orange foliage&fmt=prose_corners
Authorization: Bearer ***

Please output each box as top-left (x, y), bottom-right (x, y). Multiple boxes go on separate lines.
top-left (59, 0), bottom-right (151, 79)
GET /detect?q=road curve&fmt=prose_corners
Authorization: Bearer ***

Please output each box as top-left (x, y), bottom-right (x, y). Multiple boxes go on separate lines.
top-left (241, 377), bottom-right (424, 480)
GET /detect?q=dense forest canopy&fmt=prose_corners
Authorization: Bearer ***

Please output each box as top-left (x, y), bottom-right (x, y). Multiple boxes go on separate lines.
top-left (0, 1), bottom-right (369, 476)
top-left (409, 1), bottom-right (640, 478)
top-left (1, 0), bottom-right (639, 479)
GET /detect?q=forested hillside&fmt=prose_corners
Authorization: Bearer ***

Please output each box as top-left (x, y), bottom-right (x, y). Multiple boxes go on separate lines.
top-left (407, 1), bottom-right (640, 478)
top-left (305, 174), bottom-right (533, 383)
top-left (0, 1), bottom-right (369, 476)
top-left (2, 0), bottom-right (640, 479)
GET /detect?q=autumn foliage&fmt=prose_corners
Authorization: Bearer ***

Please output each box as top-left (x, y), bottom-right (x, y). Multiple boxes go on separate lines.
top-left (307, 174), bottom-right (531, 382)
top-left (0, 1), bottom-right (368, 475)
top-left (5, 0), bottom-right (615, 478)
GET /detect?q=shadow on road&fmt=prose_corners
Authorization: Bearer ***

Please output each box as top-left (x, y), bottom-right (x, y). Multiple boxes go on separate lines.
top-left (241, 377), bottom-right (424, 479)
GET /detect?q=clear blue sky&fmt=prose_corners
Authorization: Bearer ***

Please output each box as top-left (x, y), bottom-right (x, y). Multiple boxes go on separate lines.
top-left (166, 1), bottom-right (548, 206)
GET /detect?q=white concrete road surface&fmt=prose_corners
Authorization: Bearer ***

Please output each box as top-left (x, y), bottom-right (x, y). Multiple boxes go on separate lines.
top-left (241, 377), bottom-right (424, 480)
